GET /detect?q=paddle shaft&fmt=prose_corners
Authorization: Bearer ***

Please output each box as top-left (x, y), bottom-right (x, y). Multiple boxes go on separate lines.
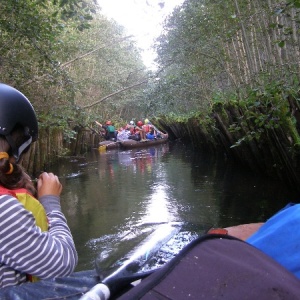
top-left (80, 269), bottom-right (156, 300)
top-left (80, 224), bottom-right (179, 300)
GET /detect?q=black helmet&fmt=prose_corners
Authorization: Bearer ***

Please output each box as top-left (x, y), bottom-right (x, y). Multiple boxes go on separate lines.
top-left (0, 83), bottom-right (38, 160)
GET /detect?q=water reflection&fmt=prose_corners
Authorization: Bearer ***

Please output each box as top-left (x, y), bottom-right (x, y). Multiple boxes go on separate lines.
top-left (49, 141), bottom-right (299, 271)
top-left (141, 183), bottom-right (174, 224)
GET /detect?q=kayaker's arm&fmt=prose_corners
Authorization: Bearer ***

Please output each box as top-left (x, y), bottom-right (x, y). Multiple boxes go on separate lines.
top-left (0, 194), bottom-right (77, 284)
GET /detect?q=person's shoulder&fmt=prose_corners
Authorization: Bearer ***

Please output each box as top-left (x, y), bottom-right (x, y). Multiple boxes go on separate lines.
top-left (0, 193), bottom-right (19, 202)
top-left (0, 194), bottom-right (25, 213)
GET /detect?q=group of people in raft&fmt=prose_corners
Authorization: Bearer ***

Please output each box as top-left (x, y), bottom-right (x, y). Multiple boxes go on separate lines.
top-left (95, 119), bottom-right (166, 142)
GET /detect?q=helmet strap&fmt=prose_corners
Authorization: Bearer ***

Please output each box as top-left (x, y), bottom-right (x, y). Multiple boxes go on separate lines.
top-left (5, 134), bottom-right (32, 162)
top-left (18, 136), bottom-right (32, 159)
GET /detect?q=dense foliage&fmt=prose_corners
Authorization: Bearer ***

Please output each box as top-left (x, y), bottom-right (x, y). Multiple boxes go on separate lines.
top-left (147, 0), bottom-right (300, 118)
top-left (0, 0), bottom-right (149, 136)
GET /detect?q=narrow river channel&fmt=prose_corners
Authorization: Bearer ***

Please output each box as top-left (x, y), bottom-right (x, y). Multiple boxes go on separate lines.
top-left (49, 141), bottom-right (299, 272)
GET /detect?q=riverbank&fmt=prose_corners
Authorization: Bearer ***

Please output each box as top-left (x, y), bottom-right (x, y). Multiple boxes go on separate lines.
top-left (21, 127), bottom-right (101, 175)
top-left (152, 90), bottom-right (300, 190)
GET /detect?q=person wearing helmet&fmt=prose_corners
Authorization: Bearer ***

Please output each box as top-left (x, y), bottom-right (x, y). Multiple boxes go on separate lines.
top-left (95, 120), bottom-right (117, 141)
top-left (135, 121), bottom-right (147, 141)
top-left (142, 119), bottom-right (152, 134)
top-left (0, 83), bottom-right (77, 288)
top-left (126, 120), bottom-right (136, 135)
top-left (136, 120), bottom-right (143, 127)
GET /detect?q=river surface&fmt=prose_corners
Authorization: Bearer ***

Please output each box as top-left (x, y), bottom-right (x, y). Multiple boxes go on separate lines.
top-left (50, 141), bottom-right (299, 272)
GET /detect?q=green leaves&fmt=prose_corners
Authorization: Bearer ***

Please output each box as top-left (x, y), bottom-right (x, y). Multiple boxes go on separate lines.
top-left (277, 40), bottom-right (285, 48)
top-left (288, 0), bottom-right (300, 8)
top-left (228, 81), bottom-right (299, 148)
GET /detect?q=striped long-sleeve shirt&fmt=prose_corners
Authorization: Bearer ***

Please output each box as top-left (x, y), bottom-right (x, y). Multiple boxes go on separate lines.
top-left (0, 194), bottom-right (78, 288)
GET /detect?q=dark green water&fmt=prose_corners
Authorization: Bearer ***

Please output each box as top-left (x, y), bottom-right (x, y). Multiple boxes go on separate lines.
top-left (50, 141), bottom-right (299, 272)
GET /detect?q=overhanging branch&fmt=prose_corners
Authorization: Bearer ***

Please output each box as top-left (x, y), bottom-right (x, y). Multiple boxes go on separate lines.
top-left (81, 79), bottom-right (148, 109)
top-left (61, 35), bottom-right (134, 69)
top-left (23, 35), bottom-right (134, 86)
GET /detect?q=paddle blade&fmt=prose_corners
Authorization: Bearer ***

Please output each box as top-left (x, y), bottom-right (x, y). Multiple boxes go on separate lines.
top-left (99, 145), bottom-right (107, 152)
top-left (80, 224), bottom-right (180, 300)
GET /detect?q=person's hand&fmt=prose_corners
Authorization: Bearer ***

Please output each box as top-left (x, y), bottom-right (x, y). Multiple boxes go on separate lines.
top-left (37, 172), bottom-right (62, 198)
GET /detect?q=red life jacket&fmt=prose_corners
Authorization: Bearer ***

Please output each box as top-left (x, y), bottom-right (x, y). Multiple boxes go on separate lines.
top-left (143, 124), bottom-right (150, 133)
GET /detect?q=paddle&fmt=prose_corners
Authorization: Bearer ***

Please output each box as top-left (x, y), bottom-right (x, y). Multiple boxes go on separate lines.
top-left (99, 145), bottom-right (107, 151)
top-left (80, 223), bottom-right (180, 300)
top-left (98, 141), bottom-right (118, 151)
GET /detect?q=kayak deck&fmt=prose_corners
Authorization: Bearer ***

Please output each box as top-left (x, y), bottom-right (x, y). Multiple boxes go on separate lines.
top-left (208, 223), bottom-right (264, 241)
